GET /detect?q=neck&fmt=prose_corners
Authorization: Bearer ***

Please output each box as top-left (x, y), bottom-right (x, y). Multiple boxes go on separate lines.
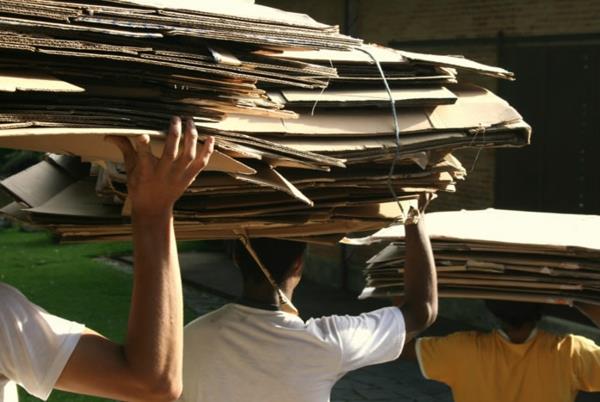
top-left (242, 281), bottom-right (294, 309)
top-left (502, 322), bottom-right (537, 344)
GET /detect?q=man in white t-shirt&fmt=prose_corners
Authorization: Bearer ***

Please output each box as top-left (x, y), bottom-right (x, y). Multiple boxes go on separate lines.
top-left (0, 117), bottom-right (215, 402)
top-left (180, 203), bottom-right (438, 402)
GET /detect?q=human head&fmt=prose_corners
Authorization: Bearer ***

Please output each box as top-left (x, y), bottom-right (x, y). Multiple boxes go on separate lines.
top-left (234, 238), bottom-right (307, 288)
top-left (485, 300), bottom-right (543, 329)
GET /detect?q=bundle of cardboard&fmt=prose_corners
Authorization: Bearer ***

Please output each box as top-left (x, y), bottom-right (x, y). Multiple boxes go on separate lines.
top-left (0, 0), bottom-right (531, 242)
top-left (344, 209), bottom-right (600, 306)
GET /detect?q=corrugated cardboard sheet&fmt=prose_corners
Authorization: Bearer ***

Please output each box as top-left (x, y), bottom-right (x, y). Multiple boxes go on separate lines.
top-left (344, 210), bottom-right (600, 305)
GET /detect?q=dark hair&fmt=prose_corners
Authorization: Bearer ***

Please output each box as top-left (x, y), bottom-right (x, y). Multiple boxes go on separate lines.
top-left (234, 238), bottom-right (307, 285)
top-left (485, 300), bottom-right (543, 329)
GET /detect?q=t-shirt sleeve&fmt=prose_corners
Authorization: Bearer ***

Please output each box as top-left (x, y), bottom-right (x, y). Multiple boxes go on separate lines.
top-left (417, 332), bottom-right (473, 385)
top-left (0, 283), bottom-right (85, 401)
top-left (570, 335), bottom-right (600, 392)
top-left (310, 307), bottom-right (406, 373)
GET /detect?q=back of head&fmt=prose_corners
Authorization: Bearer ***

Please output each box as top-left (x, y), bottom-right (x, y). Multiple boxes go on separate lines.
top-left (234, 238), bottom-right (307, 286)
top-left (485, 300), bottom-right (543, 329)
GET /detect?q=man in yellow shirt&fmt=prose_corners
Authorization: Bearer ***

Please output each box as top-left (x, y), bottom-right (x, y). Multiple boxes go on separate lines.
top-left (402, 300), bottom-right (600, 402)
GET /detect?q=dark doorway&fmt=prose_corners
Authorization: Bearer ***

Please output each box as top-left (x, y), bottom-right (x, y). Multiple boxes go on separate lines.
top-left (497, 42), bottom-right (600, 214)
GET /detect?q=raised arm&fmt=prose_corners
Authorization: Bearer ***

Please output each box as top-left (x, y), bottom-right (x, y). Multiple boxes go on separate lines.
top-left (55, 117), bottom-right (214, 401)
top-left (397, 199), bottom-right (438, 341)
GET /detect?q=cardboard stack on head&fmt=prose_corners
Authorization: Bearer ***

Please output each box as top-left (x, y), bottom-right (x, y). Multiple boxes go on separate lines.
top-left (0, 1), bottom-right (530, 245)
top-left (346, 209), bottom-right (600, 307)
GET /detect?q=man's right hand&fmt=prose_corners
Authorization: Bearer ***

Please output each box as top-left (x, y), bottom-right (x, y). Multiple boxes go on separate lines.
top-left (107, 116), bottom-right (215, 216)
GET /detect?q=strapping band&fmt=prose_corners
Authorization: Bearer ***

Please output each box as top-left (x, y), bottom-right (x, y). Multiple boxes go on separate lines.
top-left (356, 46), bottom-right (405, 216)
top-left (237, 231), bottom-right (299, 316)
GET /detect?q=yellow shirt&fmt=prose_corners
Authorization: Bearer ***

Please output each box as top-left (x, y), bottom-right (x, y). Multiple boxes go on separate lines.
top-left (417, 330), bottom-right (600, 402)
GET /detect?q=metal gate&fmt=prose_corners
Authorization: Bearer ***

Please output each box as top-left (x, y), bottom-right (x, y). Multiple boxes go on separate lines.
top-left (497, 40), bottom-right (600, 214)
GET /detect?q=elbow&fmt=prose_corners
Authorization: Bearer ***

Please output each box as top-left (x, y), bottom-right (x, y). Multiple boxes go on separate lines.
top-left (154, 379), bottom-right (183, 402)
top-left (420, 301), bottom-right (438, 330)
top-left (424, 301), bottom-right (438, 329)
top-left (133, 374), bottom-right (183, 402)
top-left (150, 378), bottom-right (183, 402)
top-left (409, 301), bottom-right (438, 333)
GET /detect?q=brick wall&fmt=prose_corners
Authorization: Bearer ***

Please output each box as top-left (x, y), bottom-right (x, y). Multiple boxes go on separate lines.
top-left (354, 0), bottom-right (600, 43)
top-left (259, 0), bottom-right (600, 41)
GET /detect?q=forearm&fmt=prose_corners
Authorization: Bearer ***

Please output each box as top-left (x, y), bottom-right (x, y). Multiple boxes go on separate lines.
top-left (400, 219), bottom-right (438, 332)
top-left (126, 210), bottom-right (182, 398)
top-left (56, 211), bottom-right (183, 401)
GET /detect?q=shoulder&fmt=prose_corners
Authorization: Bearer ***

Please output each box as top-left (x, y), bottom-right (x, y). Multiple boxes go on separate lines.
top-left (0, 281), bottom-right (83, 349)
top-left (185, 304), bottom-right (237, 332)
top-left (567, 334), bottom-right (599, 348)
top-left (416, 331), bottom-right (485, 382)
top-left (424, 330), bottom-right (485, 343)
top-left (309, 307), bottom-right (403, 328)
top-left (0, 282), bottom-right (27, 300)
top-left (0, 282), bottom-right (40, 316)
top-left (307, 307), bottom-right (404, 339)
top-left (420, 330), bottom-right (482, 344)
top-left (418, 330), bottom-right (490, 355)
top-left (556, 333), bottom-right (600, 354)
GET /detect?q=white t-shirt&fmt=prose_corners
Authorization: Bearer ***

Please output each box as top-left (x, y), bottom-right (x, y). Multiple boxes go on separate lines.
top-left (180, 303), bottom-right (405, 402)
top-left (0, 283), bottom-right (84, 402)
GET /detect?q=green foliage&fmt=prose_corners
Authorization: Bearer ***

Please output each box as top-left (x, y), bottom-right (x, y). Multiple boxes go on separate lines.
top-left (0, 229), bottom-right (195, 401)
top-left (0, 149), bottom-right (43, 176)
top-left (0, 190), bottom-right (10, 209)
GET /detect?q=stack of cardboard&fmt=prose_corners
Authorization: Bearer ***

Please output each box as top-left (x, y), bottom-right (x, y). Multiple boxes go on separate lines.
top-left (344, 209), bottom-right (600, 306)
top-left (0, 153), bottom-right (425, 242)
top-left (0, 0), bottom-right (355, 122)
top-left (0, 0), bottom-right (531, 242)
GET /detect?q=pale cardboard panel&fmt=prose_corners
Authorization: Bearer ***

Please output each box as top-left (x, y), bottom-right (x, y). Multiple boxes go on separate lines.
top-left (0, 160), bottom-right (73, 207)
top-left (428, 85), bottom-right (523, 129)
top-left (231, 165), bottom-right (313, 206)
top-left (274, 86), bottom-right (457, 107)
top-left (198, 109), bottom-right (432, 136)
top-left (354, 209), bottom-right (600, 305)
top-left (347, 209), bottom-right (600, 253)
top-left (99, 0), bottom-right (333, 30)
top-left (26, 180), bottom-right (121, 219)
top-left (0, 72), bottom-right (84, 93)
top-left (201, 85), bottom-right (527, 137)
top-left (262, 44), bottom-right (409, 64)
top-left (266, 44), bottom-right (513, 80)
top-left (0, 128), bottom-right (255, 175)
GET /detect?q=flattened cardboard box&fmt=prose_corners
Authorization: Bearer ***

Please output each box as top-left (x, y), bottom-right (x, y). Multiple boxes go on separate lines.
top-left (0, 127), bottom-right (255, 175)
top-left (348, 209), bottom-right (600, 306)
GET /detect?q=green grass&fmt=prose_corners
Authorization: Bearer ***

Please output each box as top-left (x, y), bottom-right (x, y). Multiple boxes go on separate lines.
top-left (0, 228), bottom-right (197, 402)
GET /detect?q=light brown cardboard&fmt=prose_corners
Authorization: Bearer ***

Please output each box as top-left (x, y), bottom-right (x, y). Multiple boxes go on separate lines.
top-left (101, 0), bottom-right (334, 30)
top-left (0, 72), bottom-right (84, 93)
top-left (272, 86), bottom-right (457, 107)
top-left (346, 209), bottom-right (600, 254)
top-left (353, 209), bottom-right (600, 305)
top-left (0, 128), bottom-right (256, 175)
top-left (0, 160), bottom-right (73, 207)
